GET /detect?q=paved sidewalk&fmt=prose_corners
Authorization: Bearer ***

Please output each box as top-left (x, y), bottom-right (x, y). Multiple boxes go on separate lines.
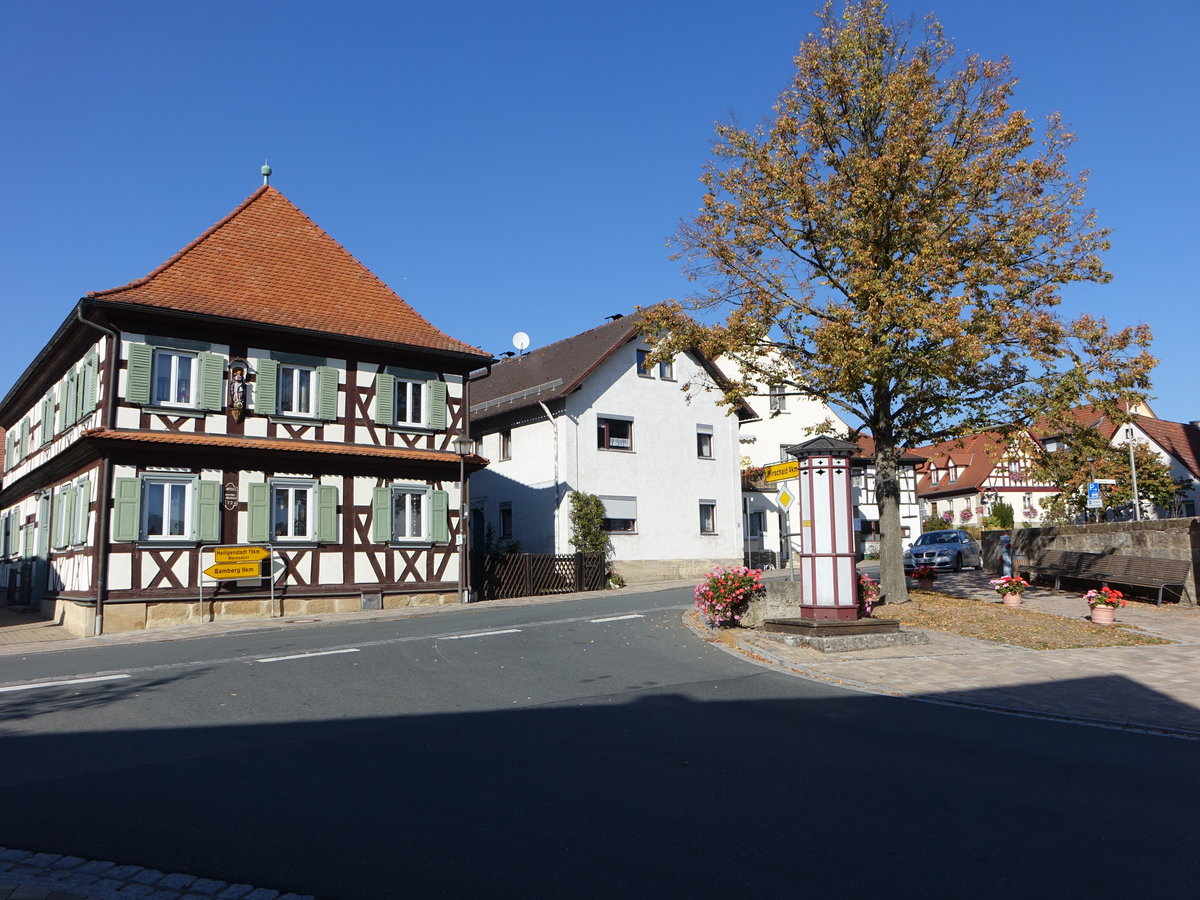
top-left (709, 569), bottom-right (1200, 739)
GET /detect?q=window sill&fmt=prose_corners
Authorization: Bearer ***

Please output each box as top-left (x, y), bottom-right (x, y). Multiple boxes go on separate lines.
top-left (598, 448), bottom-right (635, 453)
top-left (142, 406), bottom-right (206, 418)
top-left (388, 425), bottom-right (436, 435)
top-left (271, 540), bottom-right (320, 548)
top-left (387, 541), bottom-right (434, 549)
top-left (136, 540), bottom-right (198, 549)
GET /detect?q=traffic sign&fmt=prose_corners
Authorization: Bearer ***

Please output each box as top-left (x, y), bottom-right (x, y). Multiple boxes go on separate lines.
top-left (777, 487), bottom-right (795, 510)
top-left (763, 460), bottom-right (799, 483)
top-left (213, 546), bottom-right (270, 563)
top-left (1086, 482), bottom-right (1103, 509)
top-left (203, 562), bottom-right (262, 580)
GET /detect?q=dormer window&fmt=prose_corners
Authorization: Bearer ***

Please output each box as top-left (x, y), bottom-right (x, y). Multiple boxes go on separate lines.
top-left (930, 466), bottom-right (940, 485)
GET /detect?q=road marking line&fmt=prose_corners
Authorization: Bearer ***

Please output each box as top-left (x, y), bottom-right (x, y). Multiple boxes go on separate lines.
top-left (0, 674), bottom-right (131, 694)
top-left (590, 614), bottom-right (645, 623)
top-left (256, 648), bottom-right (361, 663)
top-left (441, 629), bottom-right (522, 640)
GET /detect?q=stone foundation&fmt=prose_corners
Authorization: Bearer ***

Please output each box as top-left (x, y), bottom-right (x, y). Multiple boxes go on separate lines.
top-left (613, 557), bottom-right (741, 585)
top-left (53, 590), bottom-right (458, 636)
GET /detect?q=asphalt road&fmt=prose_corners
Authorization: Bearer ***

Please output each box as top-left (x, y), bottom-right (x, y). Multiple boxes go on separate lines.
top-left (1, 587), bottom-right (1195, 898)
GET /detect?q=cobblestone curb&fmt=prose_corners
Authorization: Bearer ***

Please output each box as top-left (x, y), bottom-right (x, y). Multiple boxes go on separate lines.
top-left (0, 847), bottom-right (317, 900)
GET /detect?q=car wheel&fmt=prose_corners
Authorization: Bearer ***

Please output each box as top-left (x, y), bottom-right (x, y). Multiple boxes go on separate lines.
top-left (953, 553), bottom-right (963, 572)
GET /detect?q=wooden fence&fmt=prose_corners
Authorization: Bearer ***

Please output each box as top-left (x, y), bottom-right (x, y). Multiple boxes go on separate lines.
top-left (472, 552), bottom-right (606, 601)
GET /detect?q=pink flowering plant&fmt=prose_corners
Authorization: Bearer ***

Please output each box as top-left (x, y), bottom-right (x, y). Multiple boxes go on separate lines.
top-left (694, 566), bottom-right (764, 627)
top-left (858, 573), bottom-right (880, 617)
top-left (989, 575), bottom-right (1030, 596)
top-left (911, 564), bottom-right (937, 582)
top-left (1085, 586), bottom-right (1126, 609)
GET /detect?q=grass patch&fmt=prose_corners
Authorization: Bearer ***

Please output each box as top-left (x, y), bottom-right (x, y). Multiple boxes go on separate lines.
top-left (877, 590), bottom-right (1172, 650)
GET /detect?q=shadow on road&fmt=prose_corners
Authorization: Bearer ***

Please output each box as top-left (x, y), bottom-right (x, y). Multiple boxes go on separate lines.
top-left (0, 676), bottom-right (1194, 898)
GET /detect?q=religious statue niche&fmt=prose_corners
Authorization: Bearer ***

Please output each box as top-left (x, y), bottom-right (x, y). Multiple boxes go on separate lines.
top-left (227, 358), bottom-right (250, 422)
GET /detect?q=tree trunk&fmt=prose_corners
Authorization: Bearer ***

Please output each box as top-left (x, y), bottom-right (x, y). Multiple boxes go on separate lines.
top-left (874, 445), bottom-right (910, 605)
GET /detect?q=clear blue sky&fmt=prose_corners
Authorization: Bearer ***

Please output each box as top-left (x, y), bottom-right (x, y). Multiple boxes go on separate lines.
top-left (2, 1), bottom-right (1196, 422)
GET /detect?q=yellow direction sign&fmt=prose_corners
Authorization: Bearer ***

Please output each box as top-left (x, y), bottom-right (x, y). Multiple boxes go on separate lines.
top-left (213, 546), bottom-right (270, 563)
top-left (203, 562), bottom-right (262, 580)
top-left (763, 460), bottom-right (799, 483)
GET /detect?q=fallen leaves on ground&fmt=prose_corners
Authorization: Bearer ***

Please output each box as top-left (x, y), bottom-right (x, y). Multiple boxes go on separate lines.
top-left (875, 591), bottom-right (1171, 650)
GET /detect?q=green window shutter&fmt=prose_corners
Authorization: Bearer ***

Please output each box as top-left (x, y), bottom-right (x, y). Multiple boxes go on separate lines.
top-left (4, 432), bottom-right (13, 471)
top-left (427, 380), bottom-right (447, 431)
top-left (61, 374), bottom-right (76, 429)
top-left (112, 477), bottom-right (142, 542)
top-left (316, 484), bottom-right (338, 543)
top-left (317, 366), bottom-right (339, 421)
top-left (247, 482), bottom-right (270, 543)
top-left (254, 359), bottom-right (278, 415)
top-left (76, 477), bottom-right (91, 545)
top-left (198, 353), bottom-right (225, 412)
top-left (63, 485), bottom-right (77, 549)
top-left (374, 373), bottom-right (395, 425)
top-left (52, 490), bottom-right (67, 549)
top-left (196, 480), bottom-right (221, 543)
top-left (371, 487), bottom-right (391, 542)
top-left (73, 368), bottom-right (85, 422)
top-left (21, 525), bottom-right (33, 560)
top-left (85, 353), bottom-right (98, 414)
top-left (127, 343), bottom-right (152, 405)
top-left (18, 419), bottom-right (29, 459)
top-left (40, 396), bottom-right (53, 445)
top-left (429, 490), bottom-right (449, 544)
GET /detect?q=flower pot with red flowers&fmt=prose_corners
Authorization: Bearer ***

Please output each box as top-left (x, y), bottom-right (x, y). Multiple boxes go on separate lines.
top-left (989, 574), bottom-right (1031, 607)
top-left (1085, 586), bottom-right (1126, 624)
top-left (912, 564), bottom-right (937, 590)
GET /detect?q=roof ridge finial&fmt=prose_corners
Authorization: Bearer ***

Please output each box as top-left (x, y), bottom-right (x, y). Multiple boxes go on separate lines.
top-left (261, 159), bottom-right (272, 186)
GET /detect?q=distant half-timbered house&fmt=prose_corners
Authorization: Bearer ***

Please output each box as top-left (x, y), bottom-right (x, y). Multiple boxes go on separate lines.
top-left (0, 184), bottom-right (491, 635)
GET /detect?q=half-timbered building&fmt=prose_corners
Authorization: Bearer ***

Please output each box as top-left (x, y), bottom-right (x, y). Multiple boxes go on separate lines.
top-left (0, 184), bottom-right (491, 635)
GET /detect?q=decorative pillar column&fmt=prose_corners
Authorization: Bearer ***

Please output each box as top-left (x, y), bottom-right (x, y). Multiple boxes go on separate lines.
top-left (788, 437), bottom-right (859, 621)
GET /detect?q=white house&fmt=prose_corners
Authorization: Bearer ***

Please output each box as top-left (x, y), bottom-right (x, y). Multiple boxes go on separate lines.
top-left (713, 353), bottom-right (921, 564)
top-left (467, 312), bottom-right (752, 583)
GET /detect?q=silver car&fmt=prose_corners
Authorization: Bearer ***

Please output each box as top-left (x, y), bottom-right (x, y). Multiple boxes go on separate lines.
top-left (903, 529), bottom-right (983, 573)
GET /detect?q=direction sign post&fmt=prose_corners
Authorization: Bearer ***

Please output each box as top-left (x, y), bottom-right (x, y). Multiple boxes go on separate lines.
top-left (213, 546), bottom-right (270, 564)
top-left (763, 460), bottom-right (799, 484)
top-left (203, 562), bottom-right (262, 580)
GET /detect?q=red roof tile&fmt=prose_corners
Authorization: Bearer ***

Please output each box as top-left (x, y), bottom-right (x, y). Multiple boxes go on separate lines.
top-left (88, 187), bottom-right (486, 358)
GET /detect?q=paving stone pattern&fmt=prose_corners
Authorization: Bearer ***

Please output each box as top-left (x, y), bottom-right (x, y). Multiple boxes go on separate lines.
top-left (0, 847), bottom-right (316, 900)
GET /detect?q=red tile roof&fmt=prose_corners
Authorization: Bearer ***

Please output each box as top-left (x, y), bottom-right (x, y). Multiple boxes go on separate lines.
top-left (88, 187), bottom-right (486, 358)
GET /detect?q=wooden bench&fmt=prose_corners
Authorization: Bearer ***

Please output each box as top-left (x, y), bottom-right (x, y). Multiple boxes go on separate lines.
top-left (1017, 549), bottom-right (1192, 605)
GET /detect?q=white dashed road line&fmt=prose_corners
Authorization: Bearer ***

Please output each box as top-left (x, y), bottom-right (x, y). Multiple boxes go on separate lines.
top-left (0, 674), bottom-right (131, 693)
top-left (256, 648), bottom-right (362, 663)
top-left (589, 614), bottom-right (645, 623)
top-left (440, 629), bottom-right (523, 640)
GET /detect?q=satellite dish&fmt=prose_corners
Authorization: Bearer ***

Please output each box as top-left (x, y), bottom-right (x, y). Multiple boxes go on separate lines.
top-left (512, 332), bottom-right (530, 352)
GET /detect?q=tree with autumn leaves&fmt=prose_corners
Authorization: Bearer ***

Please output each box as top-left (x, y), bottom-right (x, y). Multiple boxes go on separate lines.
top-left (641, 0), bottom-right (1154, 604)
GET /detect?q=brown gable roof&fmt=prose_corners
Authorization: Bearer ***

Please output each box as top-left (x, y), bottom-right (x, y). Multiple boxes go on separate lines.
top-left (1134, 417), bottom-right (1200, 478)
top-left (470, 312), bottom-right (643, 416)
top-left (910, 432), bottom-right (1013, 496)
top-left (88, 186), bottom-right (486, 358)
top-left (470, 309), bottom-right (756, 421)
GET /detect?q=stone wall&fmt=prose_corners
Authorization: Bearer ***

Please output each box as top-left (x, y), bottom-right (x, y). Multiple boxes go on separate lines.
top-left (982, 519), bottom-right (1199, 606)
top-left (613, 557), bottom-right (741, 586)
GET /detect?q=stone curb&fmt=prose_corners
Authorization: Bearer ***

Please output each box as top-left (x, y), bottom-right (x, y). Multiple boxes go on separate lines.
top-left (0, 847), bottom-right (316, 900)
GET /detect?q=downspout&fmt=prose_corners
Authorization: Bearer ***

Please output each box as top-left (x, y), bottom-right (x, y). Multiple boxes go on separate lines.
top-left (75, 303), bottom-right (119, 636)
top-left (538, 401), bottom-right (559, 553)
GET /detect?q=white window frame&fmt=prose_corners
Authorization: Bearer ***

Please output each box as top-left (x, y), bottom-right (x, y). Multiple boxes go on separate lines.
top-left (697, 427), bottom-right (714, 459)
top-left (768, 385), bottom-right (787, 412)
top-left (395, 379), bottom-right (427, 427)
top-left (699, 501), bottom-right (717, 534)
top-left (392, 485), bottom-right (429, 543)
top-left (142, 476), bottom-right (195, 542)
top-left (278, 364), bottom-right (316, 417)
top-left (272, 481), bottom-right (315, 542)
top-left (151, 348), bottom-right (198, 407)
top-left (658, 358), bottom-right (675, 380)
